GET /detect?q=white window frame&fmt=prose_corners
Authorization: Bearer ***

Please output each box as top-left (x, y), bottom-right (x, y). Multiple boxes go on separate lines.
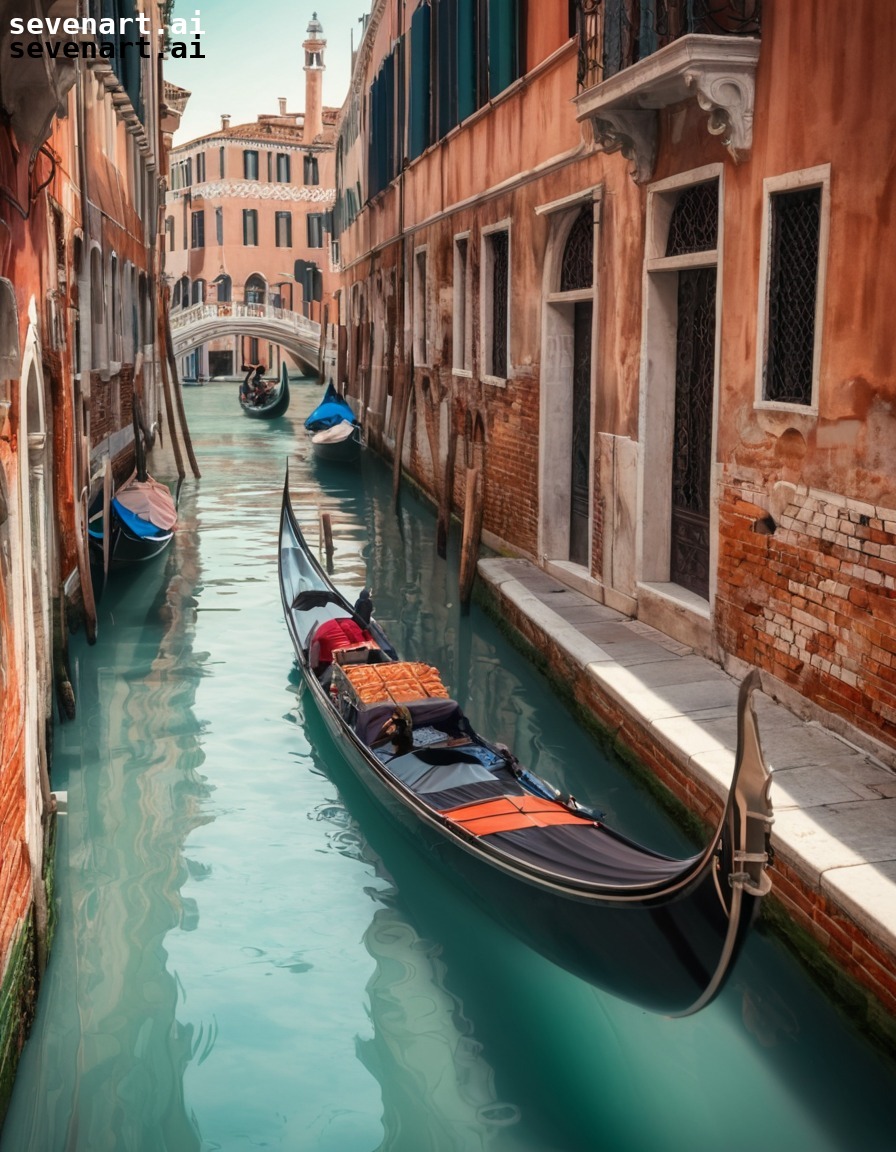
top-left (452, 232), bottom-right (472, 376)
top-left (754, 164), bottom-right (831, 415)
top-left (480, 219), bottom-right (511, 387)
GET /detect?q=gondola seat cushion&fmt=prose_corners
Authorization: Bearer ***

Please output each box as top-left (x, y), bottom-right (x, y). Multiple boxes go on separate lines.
top-left (309, 617), bottom-right (372, 671)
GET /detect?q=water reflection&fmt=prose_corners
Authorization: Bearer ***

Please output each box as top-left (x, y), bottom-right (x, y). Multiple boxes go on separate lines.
top-left (2, 539), bottom-right (209, 1150)
top-left (312, 782), bottom-right (522, 1152)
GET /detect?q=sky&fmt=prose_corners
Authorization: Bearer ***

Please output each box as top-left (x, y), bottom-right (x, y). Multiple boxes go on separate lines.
top-left (165, 0), bottom-right (370, 143)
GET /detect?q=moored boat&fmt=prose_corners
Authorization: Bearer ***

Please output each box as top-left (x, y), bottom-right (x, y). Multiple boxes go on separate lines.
top-left (89, 473), bottom-right (177, 564)
top-left (278, 474), bottom-right (774, 1016)
top-left (305, 381), bottom-right (362, 462)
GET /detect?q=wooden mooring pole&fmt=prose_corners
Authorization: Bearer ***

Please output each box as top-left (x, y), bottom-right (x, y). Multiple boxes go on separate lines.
top-left (458, 466), bottom-right (483, 606)
top-left (320, 510), bottom-right (335, 573)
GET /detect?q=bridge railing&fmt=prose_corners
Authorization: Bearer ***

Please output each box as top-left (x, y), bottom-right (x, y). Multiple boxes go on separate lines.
top-left (169, 302), bottom-right (320, 340)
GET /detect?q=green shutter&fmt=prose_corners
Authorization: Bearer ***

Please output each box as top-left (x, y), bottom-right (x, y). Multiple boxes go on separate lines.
top-left (456, 0), bottom-right (477, 121)
top-left (409, 4), bottom-right (432, 160)
top-left (488, 0), bottom-right (518, 99)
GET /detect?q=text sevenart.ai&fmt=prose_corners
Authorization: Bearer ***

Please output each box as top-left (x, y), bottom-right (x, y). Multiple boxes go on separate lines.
top-left (7, 8), bottom-right (206, 60)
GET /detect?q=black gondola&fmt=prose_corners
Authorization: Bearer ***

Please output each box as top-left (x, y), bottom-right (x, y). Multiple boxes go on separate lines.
top-left (239, 363), bottom-right (291, 419)
top-left (278, 474), bottom-right (774, 1016)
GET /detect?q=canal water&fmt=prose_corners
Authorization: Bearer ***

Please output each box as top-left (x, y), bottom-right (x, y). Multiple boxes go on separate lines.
top-left (2, 382), bottom-right (894, 1151)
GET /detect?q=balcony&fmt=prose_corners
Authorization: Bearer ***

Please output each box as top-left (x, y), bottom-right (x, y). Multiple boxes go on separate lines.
top-left (574, 0), bottom-right (761, 183)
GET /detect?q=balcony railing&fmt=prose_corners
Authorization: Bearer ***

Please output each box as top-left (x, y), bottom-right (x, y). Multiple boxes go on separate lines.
top-left (574, 0), bottom-right (761, 182)
top-left (577, 0), bottom-right (761, 92)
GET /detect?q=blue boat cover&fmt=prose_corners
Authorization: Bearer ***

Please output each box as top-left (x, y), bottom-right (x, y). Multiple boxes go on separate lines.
top-left (111, 498), bottom-right (168, 539)
top-left (305, 382), bottom-right (356, 431)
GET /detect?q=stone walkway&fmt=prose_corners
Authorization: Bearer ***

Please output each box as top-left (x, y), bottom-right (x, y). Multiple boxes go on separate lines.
top-left (478, 557), bottom-right (896, 1015)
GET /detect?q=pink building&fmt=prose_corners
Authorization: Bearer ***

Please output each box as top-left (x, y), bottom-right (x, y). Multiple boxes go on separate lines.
top-left (165, 14), bottom-right (339, 380)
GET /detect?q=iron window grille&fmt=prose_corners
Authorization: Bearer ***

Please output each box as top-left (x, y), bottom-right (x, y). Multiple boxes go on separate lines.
top-left (763, 186), bottom-right (821, 406)
top-left (486, 230), bottom-right (509, 378)
top-left (665, 180), bottom-right (719, 256)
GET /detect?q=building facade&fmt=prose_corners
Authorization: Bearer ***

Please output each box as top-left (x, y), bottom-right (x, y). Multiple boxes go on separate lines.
top-left (165, 15), bottom-right (339, 381)
top-left (0, 0), bottom-right (186, 1118)
top-left (336, 0), bottom-right (896, 754)
top-left (334, 0), bottom-right (896, 1012)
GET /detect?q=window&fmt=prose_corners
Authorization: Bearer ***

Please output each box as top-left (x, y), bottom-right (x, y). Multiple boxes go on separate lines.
top-left (307, 213), bottom-right (324, 248)
top-left (164, 216), bottom-right (175, 251)
top-left (483, 227), bottom-right (510, 379)
top-left (414, 248), bottom-right (428, 365)
top-left (453, 234), bottom-right (472, 372)
top-left (303, 153), bottom-right (319, 185)
top-left (243, 209), bottom-right (258, 246)
top-left (215, 274), bottom-right (231, 303)
top-left (215, 207), bottom-right (224, 245)
top-left (109, 253), bottom-right (121, 360)
top-left (245, 275), bottom-right (266, 305)
top-left (243, 149), bottom-right (259, 180)
top-left (757, 166), bottom-right (830, 409)
top-left (219, 146), bottom-right (225, 177)
top-left (195, 151), bottom-right (206, 182)
top-left (191, 210), bottom-right (205, 249)
top-left (275, 211), bottom-right (293, 247)
top-left (170, 157), bottom-right (192, 189)
top-left (277, 153), bottom-right (291, 183)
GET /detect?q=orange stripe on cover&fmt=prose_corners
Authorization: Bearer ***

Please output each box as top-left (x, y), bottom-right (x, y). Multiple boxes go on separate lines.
top-left (442, 794), bottom-right (596, 837)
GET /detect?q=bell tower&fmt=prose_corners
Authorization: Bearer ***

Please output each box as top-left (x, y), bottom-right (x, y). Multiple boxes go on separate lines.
top-left (303, 12), bottom-right (325, 143)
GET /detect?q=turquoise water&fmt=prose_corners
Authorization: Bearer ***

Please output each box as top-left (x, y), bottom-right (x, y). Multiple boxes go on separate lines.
top-left (2, 382), bottom-right (894, 1151)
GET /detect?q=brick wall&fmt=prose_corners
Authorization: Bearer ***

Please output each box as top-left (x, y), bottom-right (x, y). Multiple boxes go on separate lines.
top-left (717, 470), bottom-right (896, 749)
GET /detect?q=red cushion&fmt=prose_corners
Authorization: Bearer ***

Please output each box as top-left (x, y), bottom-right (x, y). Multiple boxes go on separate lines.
top-left (312, 618), bottom-right (371, 667)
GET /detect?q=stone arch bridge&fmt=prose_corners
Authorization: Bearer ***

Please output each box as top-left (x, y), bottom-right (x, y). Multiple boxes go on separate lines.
top-left (169, 302), bottom-right (322, 374)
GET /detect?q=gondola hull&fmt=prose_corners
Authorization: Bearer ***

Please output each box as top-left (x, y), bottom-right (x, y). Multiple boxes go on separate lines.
top-left (311, 420), bottom-right (362, 463)
top-left (279, 476), bottom-right (774, 1015)
top-left (89, 514), bottom-right (174, 563)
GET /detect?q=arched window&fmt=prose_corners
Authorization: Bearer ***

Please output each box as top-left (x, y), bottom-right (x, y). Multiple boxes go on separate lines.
top-left (244, 274), bottom-right (266, 305)
top-left (215, 274), bottom-right (232, 303)
top-left (559, 206), bottom-right (594, 292)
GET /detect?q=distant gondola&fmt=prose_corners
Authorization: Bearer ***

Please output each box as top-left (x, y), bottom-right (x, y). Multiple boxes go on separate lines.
top-left (278, 473), bottom-right (774, 1017)
top-left (239, 362), bottom-right (291, 419)
top-left (304, 381), bottom-right (362, 463)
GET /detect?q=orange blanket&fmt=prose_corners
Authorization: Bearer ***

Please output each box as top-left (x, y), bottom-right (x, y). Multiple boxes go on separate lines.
top-left (339, 661), bottom-right (449, 705)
